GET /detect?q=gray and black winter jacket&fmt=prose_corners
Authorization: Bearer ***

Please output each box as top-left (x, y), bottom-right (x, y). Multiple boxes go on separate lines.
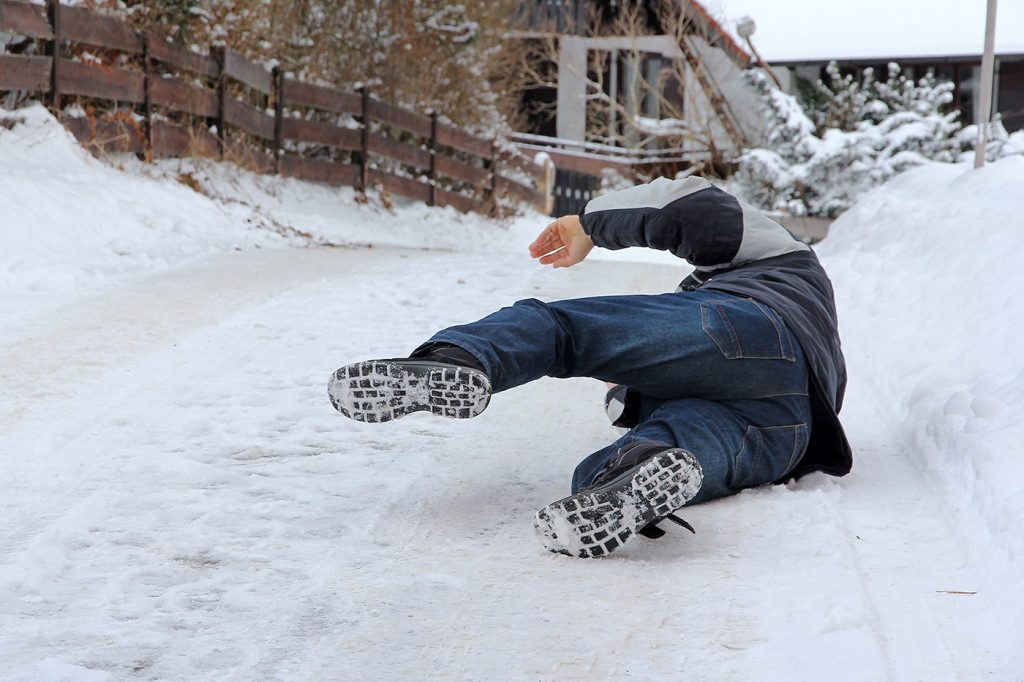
top-left (580, 176), bottom-right (852, 479)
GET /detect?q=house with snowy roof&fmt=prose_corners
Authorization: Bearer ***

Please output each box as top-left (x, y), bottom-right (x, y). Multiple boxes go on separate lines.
top-left (512, 0), bottom-right (766, 182)
top-left (727, 0), bottom-right (1024, 133)
top-left (513, 0), bottom-right (1023, 167)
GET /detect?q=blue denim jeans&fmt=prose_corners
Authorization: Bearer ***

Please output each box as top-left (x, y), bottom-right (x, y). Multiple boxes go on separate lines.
top-left (423, 289), bottom-right (812, 506)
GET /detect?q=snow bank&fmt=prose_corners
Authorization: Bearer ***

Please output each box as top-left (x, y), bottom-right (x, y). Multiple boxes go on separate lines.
top-left (0, 104), bottom-right (682, 329)
top-left (124, 157), bottom-right (542, 255)
top-left (817, 156), bottom-right (1024, 576)
top-left (0, 104), bottom-right (555, 324)
top-left (0, 104), bottom-right (291, 301)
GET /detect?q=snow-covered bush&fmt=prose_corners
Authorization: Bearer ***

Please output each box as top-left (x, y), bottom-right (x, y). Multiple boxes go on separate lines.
top-left (736, 64), bottom-right (964, 217)
top-left (957, 119), bottom-right (1024, 163)
top-left (804, 62), bottom-right (957, 134)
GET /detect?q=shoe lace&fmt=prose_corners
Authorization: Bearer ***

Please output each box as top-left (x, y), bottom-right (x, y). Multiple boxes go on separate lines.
top-left (638, 513), bottom-right (695, 539)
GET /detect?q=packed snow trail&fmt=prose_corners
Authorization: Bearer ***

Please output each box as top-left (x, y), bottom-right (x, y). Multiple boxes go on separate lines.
top-left (0, 246), bottom-right (1007, 680)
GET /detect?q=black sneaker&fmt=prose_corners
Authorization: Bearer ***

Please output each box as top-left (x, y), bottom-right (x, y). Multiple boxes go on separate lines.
top-left (328, 350), bottom-right (491, 423)
top-left (533, 442), bottom-right (703, 558)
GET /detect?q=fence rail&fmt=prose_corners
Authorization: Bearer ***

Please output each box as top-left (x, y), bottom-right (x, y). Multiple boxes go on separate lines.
top-left (0, 0), bottom-right (551, 215)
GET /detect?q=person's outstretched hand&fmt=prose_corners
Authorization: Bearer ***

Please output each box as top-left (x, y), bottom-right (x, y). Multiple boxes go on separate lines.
top-left (528, 215), bottom-right (594, 268)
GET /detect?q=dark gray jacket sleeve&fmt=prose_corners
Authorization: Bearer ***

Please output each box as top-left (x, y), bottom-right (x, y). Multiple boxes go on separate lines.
top-left (579, 177), bottom-right (808, 269)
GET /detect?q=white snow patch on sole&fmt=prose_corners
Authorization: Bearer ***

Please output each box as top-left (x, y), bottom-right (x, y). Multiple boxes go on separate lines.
top-left (328, 359), bottom-right (491, 423)
top-left (533, 449), bottom-right (702, 558)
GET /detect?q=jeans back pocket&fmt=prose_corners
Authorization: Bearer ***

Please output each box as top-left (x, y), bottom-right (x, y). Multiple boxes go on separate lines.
top-left (732, 423), bottom-right (809, 488)
top-left (700, 298), bottom-right (796, 361)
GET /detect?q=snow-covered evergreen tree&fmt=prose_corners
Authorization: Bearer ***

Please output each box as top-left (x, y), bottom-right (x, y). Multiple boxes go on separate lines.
top-left (736, 64), bottom-right (964, 218)
top-left (957, 119), bottom-right (1024, 163)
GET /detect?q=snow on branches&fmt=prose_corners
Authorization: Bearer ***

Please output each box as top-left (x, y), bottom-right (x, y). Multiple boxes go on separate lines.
top-left (735, 64), bottom-right (967, 218)
top-left (76, 0), bottom-right (518, 136)
top-left (423, 5), bottom-right (480, 45)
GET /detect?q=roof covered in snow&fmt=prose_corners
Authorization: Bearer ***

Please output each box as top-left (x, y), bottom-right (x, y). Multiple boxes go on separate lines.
top-left (713, 0), bottom-right (1024, 63)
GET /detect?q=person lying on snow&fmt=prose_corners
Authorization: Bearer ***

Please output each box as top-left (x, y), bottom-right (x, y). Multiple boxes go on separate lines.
top-left (328, 175), bottom-right (852, 558)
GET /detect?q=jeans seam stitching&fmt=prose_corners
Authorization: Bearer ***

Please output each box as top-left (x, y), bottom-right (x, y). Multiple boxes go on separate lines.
top-left (736, 425), bottom-right (762, 488)
top-left (749, 298), bottom-right (797, 362)
top-left (700, 302), bottom-right (737, 359)
top-left (750, 427), bottom-right (764, 487)
top-left (716, 302), bottom-right (743, 357)
top-left (790, 423), bottom-right (807, 473)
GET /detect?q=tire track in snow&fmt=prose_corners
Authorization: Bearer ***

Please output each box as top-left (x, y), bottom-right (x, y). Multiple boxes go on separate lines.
top-left (828, 368), bottom-right (989, 680)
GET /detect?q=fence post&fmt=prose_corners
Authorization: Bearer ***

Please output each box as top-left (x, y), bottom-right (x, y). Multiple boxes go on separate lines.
top-left (542, 156), bottom-right (556, 216)
top-left (213, 46), bottom-right (226, 159)
top-left (272, 66), bottom-right (283, 174)
top-left (428, 111), bottom-right (438, 207)
top-left (46, 0), bottom-right (62, 113)
top-left (356, 86), bottom-right (370, 193)
top-left (486, 140), bottom-right (499, 216)
top-left (141, 32), bottom-right (153, 159)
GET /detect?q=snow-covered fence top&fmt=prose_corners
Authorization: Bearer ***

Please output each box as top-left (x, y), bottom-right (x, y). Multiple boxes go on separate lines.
top-left (0, 0), bottom-right (549, 216)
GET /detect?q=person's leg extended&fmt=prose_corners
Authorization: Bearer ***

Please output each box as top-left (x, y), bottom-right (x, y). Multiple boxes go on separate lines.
top-left (328, 289), bottom-right (805, 425)
top-left (420, 289), bottom-right (805, 401)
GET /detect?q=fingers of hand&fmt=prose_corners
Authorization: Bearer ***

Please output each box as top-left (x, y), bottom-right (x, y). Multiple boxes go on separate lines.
top-left (529, 224), bottom-right (563, 257)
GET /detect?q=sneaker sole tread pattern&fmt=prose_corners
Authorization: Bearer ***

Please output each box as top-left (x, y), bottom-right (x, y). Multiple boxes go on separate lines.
top-left (328, 360), bottom-right (491, 423)
top-left (533, 449), bottom-right (702, 558)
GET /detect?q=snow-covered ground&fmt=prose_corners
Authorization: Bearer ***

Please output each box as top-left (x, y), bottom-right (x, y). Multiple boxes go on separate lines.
top-left (1, 106), bottom-right (1021, 679)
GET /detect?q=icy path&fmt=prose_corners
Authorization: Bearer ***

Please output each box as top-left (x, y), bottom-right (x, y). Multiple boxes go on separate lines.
top-left (0, 247), bottom-right (1006, 680)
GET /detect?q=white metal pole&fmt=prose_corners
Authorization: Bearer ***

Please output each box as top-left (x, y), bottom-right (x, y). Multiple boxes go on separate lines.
top-left (975, 0), bottom-right (998, 169)
top-left (610, 48), bottom-right (618, 142)
top-left (557, 37), bottom-right (588, 142)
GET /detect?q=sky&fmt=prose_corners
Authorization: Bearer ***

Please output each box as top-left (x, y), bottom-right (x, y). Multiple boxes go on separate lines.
top-left (712, 0), bottom-right (1024, 62)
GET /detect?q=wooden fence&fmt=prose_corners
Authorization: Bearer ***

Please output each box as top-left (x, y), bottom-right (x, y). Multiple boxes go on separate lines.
top-left (0, 0), bottom-right (551, 215)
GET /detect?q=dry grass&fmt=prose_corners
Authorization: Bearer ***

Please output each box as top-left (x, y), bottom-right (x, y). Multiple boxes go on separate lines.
top-left (79, 0), bottom-right (524, 134)
top-left (176, 170), bottom-right (203, 192)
